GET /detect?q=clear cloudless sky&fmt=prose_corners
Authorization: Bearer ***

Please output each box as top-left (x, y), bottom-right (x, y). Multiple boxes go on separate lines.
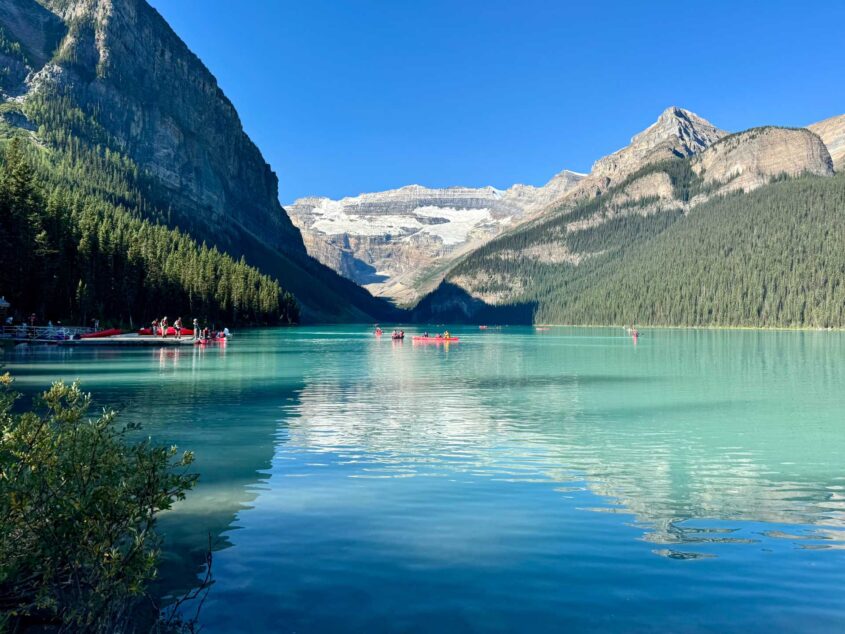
top-left (147, 0), bottom-right (845, 202)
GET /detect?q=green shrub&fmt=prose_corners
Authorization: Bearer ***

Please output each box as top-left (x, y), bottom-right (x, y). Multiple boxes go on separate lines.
top-left (0, 374), bottom-right (197, 632)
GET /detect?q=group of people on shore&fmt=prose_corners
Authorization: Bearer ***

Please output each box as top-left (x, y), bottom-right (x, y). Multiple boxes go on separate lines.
top-left (150, 316), bottom-right (230, 341)
top-left (151, 316), bottom-right (186, 338)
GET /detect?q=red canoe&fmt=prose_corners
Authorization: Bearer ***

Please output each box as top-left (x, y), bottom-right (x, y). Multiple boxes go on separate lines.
top-left (138, 327), bottom-right (195, 336)
top-left (80, 328), bottom-right (124, 339)
top-left (412, 336), bottom-right (460, 343)
top-left (195, 336), bottom-right (226, 345)
top-left (138, 326), bottom-right (194, 337)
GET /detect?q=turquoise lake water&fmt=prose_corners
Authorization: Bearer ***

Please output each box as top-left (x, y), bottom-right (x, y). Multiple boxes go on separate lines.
top-left (4, 327), bottom-right (845, 632)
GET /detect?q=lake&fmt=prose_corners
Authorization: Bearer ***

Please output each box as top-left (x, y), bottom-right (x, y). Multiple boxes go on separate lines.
top-left (4, 327), bottom-right (845, 632)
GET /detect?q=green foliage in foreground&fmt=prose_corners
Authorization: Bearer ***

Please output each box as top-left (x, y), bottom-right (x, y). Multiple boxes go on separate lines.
top-left (446, 167), bottom-right (845, 328)
top-left (0, 137), bottom-right (299, 325)
top-left (0, 375), bottom-right (197, 632)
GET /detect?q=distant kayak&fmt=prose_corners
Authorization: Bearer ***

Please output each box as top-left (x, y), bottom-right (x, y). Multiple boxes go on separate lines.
top-left (412, 336), bottom-right (460, 343)
top-left (392, 335), bottom-right (404, 340)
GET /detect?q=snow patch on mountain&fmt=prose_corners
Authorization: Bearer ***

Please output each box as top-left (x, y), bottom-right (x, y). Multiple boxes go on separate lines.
top-left (414, 206), bottom-right (502, 245)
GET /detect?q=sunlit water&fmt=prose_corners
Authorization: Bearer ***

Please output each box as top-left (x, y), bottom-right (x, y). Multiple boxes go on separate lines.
top-left (5, 327), bottom-right (845, 632)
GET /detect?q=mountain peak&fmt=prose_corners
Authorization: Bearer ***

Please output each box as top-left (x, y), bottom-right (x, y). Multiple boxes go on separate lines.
top-left (591, 106), bottom-right (726, 183)
top-left (629, 106), bottom-right (724, 156)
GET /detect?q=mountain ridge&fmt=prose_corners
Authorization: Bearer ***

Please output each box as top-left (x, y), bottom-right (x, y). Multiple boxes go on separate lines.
top-left (412, 116), bottom-right (840, 327)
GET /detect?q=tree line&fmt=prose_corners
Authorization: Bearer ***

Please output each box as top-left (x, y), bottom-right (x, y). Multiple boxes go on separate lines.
top-left (0, 137), bottom-right (299, 326)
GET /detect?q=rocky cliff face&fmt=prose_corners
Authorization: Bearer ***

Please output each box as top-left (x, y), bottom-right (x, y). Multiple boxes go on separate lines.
top-left (809, 114), bottom-right (845, 172)
top-left (593, 107), bottom-right (725, 181)
top-left (693, 127), bottom-right (834, 193)
top-left (287, 172), bottom-right (584, 304)
top-left (6, 0), bottom-right (303, 252)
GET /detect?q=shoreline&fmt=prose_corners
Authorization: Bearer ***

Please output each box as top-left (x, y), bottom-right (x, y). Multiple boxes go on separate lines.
top-left (305, 322), bottom-right (845, 333)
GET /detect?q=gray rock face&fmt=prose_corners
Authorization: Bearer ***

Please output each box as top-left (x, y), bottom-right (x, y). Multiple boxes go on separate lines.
top-left (0, 1), bottom-right (63, 97)
top-left (5, 0), bottom-right (303, 254)
top-left (594, 107), bottom-right (725, 179)
top-left (808, 114), bottom-right (845, 172)
top-left (550, 107), bottom-right (727, 207)
top-left (693, 127), bottom-right (834, 193)
top-left (287, 172), bottom-right (585, 304)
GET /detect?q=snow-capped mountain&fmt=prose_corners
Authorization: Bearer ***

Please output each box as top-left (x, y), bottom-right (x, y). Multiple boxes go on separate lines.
top-left (286, 171), bottom-right (584, 304)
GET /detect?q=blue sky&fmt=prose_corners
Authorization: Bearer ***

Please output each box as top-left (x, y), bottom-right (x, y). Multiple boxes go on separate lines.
top-left (148, 0), bottom-right (845, 202)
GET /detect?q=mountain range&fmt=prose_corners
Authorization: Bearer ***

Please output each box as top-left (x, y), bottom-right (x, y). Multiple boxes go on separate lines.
top-left (417, 112), bottom-right (845, 327)
top-left (285, 170), bottom-right (584, 304)
top-left (292, 105), bottom-right (845, 327)
top-left (2, 0), bottom-right (844, 328)
top-left (286, 107), bottom-right (845, 320)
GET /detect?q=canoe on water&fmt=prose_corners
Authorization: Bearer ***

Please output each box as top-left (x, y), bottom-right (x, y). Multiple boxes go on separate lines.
top-left (412, 336), bottom-right (460, 343)
top-left (195, 337), bottom-right (227, 345)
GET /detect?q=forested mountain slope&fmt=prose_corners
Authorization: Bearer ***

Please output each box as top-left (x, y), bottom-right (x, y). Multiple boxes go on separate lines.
top-left (0, 0), bottom-right (397, 322)
top-left (0, 137), bottom-right (299, 325)
top-left (526, 173), bottom-right (845, 327)
top-left (415, 125), bottom-right (843, 328)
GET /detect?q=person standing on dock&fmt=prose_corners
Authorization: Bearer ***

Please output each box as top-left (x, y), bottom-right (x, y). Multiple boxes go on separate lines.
top-left (174, 317), bottom-right (183, 339)
top-left (193, 318), bottom-right (199, 341)
top-left (161, 316), bottom-right (168, 338)
top-left (151, 318), bottom-right (158, 337)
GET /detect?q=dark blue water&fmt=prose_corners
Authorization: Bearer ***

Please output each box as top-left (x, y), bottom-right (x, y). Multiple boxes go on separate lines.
top-left (5, 327), bottom-right (845, 632)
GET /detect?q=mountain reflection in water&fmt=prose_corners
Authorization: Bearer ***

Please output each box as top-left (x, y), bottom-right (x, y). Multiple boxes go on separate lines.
top-left (5, 327), bottom-right (845, 632)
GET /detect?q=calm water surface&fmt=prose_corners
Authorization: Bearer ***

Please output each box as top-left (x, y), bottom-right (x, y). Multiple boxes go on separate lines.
top-left (5, 327), bottom-right (845, 632)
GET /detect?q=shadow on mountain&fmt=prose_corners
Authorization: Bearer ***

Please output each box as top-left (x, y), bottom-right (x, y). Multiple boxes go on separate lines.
top-left (411, 281), bottom-right (536, 325)
top-left (344, 255), bottom-right (389, 286)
